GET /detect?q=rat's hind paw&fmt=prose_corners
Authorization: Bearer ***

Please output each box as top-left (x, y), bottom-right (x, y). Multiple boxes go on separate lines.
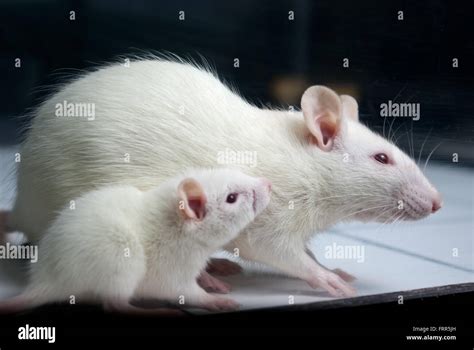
top-left (308, 269), bottom-right (357, 298)
top-left (331, 268), bottom-right (356, 283)
top-left (201, 296), bottom-right (239, 312)
top-left (197, 271), bottom-right (231, 294)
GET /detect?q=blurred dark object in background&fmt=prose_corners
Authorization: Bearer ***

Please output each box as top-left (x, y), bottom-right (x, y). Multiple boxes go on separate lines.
top-left (0, 0), bottom-right (472, 165)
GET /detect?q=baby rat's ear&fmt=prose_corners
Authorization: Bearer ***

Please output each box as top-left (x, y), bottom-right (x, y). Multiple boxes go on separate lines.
top-left (340, 95), bottom-right (359, 122)
top-left (177, 178), bottom-right (207, 220)
top-left (301, 85), bottom-right (342, 151)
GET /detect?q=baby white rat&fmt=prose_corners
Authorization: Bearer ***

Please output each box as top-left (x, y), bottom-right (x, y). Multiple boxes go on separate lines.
top-left (0, 168), bottom-right (272, 313)
top-left (8, 55), bottom-right (442, 298)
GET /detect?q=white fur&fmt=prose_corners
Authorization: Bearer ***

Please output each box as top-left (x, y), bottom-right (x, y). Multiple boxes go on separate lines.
top-left (13, 168), bottom-right (271, 311)
top-left (10, 57), bottom-right (440, 296)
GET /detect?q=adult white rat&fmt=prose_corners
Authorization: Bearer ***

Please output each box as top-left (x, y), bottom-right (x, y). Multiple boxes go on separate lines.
top-left (0, 168), bottom-right (272, 313)
top-left (7, 56), bottom-right (442, 297)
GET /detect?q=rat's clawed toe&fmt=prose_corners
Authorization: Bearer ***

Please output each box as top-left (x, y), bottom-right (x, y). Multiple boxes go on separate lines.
top-left (203, 296), bottom-right (239, 312)
top-left (331, 268), bottom-right (357, 283)
top-left (308, 269), bottom-right (357, 298)
top-left (197, 271), bottom-right (231, 294)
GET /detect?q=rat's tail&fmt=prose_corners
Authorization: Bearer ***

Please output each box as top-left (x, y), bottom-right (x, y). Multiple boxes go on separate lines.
top-left (0, 290), bottom-right (48, 314)
top-left (0, 294), bottom-right (31, 314)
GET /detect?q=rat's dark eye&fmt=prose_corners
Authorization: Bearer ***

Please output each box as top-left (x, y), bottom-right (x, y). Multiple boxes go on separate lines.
top-left (374, 153), bottom-right (389, 164)
top-left (226, 193), bottom-right (238, 203)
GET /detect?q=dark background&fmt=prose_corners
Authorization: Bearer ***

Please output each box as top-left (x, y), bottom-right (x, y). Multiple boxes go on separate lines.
top-left (0, 0), bottom-right (473, 164)
top-left (0, 287), bottom-right (473, 344)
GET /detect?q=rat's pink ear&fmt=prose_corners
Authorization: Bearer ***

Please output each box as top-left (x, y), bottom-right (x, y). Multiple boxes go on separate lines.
top-left (301, 86), bottom-right (342, 151)
top-left (177, 178), bottom-right (207, 220)
top-left (340, 95), bottom-right (359, 122)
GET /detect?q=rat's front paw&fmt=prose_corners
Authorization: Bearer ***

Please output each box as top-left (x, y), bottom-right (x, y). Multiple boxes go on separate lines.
top-left (197, 271), bottom-right (231, 294)
top-left (331, 268), bottom-right (356, 283)
top-left (308, 269), bottom-right (357, 298)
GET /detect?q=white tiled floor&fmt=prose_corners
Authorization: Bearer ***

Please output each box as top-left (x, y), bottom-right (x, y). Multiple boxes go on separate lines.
top-left (0, 146), bottom-right (472, 311)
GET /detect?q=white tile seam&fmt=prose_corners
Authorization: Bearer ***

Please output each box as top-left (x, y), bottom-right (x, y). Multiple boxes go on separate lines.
top-left (331, 230), bottom-right (474, 274)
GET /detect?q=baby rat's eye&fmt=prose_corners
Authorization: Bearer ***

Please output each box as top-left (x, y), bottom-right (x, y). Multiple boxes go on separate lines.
top-left (226, 193), bottom-right (238, 204)
top-left (374, 153), bottom-right (389, 164)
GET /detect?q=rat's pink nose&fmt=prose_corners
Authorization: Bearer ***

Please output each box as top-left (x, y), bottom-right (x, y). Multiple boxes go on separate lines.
top-left (431, 197), bottom-right (442, 213)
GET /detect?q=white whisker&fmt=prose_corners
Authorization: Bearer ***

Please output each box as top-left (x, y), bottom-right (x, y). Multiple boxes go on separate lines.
top-left (385, 113), bottom-right (397, 140)
top-left (372, 207), bottom-right (395, 225)
top-left (374, 210), bottom-right (402, 232)
top-left (417, 127), bottom-right (433, 166)
top-left (337, 204), bottom-right (393, 222)
top-left (390, 121), bottom-right (406, 144)
top-left (387, 212), bottom-right (405, 234)
top-left (316, 193), bottom-right (389, 201)
top-left (393, 83), bottom-right (407, 103)
top-left (404, 123), bottom-right (414, 159)
top-left (423, 141), bottom-right (443, 172)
